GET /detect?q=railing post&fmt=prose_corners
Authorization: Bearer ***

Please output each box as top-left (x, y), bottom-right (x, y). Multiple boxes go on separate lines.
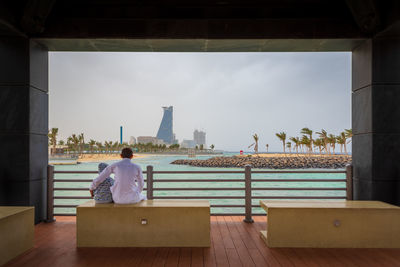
top-left (346, 164), bottom-right (353, 200)
top-left (147, 165), bottom-right (154, 200)
top-left (46, 165), bottom-right (55, 223)
top-left (243, 165), bottom-right (254, 223)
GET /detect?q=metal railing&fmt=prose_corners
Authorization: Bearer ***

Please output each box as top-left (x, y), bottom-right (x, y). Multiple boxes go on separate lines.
top-left (46, 164), bottom-right (353, 223)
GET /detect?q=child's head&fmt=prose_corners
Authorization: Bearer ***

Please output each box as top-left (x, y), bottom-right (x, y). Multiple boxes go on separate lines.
top-left (98, 162), bottom-right (108, 174)
top-left (121, 147), bottom-right (133, 159)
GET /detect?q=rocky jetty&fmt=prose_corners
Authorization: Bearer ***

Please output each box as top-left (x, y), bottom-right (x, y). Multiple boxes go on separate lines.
top-left (171, 155), bottom-right (352, 169)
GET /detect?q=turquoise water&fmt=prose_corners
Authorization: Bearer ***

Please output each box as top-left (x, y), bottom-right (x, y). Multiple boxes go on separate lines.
top-left (54, 153), bottom-right (346, 215)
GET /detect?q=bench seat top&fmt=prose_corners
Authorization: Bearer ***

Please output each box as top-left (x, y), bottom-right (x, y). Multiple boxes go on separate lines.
top-left (78, 200), bottom-right (210, 208)
top-left (0, 206), bottom-right (34, 220)
top-left (260, 200), bottom-right (400, 210)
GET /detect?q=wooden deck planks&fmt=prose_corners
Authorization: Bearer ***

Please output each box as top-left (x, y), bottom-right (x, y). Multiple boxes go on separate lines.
top-left (4, 216), bottom-right (400, 267)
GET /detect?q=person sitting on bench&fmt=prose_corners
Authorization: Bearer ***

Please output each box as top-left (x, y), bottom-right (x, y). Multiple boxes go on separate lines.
top-left (89, 148), bottom-right (146, 204)
top-left (90, 163), bottom-right (114, 204)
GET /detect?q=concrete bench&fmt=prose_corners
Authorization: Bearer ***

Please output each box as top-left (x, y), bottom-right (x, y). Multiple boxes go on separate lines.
top-left (77, 200), bottom-right (210, 247)
top-left (0, 206), bottom-right (34, 266)
top-left (260, 200), bottom-right (400, 248)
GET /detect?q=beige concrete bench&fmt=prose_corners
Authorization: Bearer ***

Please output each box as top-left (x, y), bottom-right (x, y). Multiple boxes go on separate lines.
top-left (77, 200), bottom-right (210, 247)
top-left (0, 206), bottom-right (34, 266)
top-left (260, 200), bottom-right (400, 248)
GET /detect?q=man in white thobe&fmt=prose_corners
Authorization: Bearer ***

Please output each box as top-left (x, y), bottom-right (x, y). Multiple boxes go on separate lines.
top-left (89, 148), bottom-right (146, 204)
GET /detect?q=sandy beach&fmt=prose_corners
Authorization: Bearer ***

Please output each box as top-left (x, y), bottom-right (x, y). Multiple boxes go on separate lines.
top-left (77, 153), bottom-right (149, 163)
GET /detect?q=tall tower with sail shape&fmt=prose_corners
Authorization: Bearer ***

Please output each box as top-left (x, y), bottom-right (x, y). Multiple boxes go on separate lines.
top-left (156, 106), bottom-right (173, 144)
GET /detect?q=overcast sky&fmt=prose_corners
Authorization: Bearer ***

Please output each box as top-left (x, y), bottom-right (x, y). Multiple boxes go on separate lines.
top-left (49, 52), bottom-right (351, 152)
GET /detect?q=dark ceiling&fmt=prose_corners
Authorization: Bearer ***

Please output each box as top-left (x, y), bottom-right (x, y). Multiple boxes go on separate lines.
top-left (0, 0), bottom-right (399, 51)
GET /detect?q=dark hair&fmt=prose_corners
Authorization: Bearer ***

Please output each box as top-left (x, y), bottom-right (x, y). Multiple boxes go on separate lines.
top-left (121, 147), bottom-right (133, 158)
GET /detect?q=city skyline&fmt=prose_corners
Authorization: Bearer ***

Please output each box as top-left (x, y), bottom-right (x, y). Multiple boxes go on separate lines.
top-left (49, 52), bottom-right (351, 152)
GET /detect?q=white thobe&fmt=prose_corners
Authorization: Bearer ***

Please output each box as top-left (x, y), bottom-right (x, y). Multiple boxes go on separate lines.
top-left (89, 158), bottom-right (146, 204)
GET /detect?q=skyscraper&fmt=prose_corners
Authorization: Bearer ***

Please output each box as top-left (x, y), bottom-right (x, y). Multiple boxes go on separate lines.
top-left (194, 129), bottom-right (206, 146)
top-left (156, 106), bottom-right (173, 144)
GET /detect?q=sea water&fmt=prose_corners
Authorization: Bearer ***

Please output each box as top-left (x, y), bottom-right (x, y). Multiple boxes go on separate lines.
top-left (54, 153), bottom-right (346, 215)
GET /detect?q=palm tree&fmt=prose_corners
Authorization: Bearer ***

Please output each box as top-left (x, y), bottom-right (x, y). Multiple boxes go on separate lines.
top-left (328, 134), bottom-right (336, 155)
top-left (344, 129), bottom-right (352, 154)
top-left (265, 144), bottom-right (269, 153)
top-left (58, 140), bottom-right (65, 146)
top-left (286, 142), bottom-right (292, 153)
top-left (48, 128), bottom-right (59, 156)
top-left (70, 134), bottom-right (80, 155)
top-left (336, 133), bottom-right (346, 154)
top-left (112, 141), bottom-right (119, 154)
top-left (248, 134), bottom-right (259, 154)
top-left (301, 135), bottom-right (312, 154)
top-left (210, 144), bottom-right (215, 150)
top-left (300, 128), bottom-right (313, 153)
top-left (88, 139), bottom-right (96, 153)
top-left (289, 137), bottom-right (300, 155)
top-left (275, 132), bottom-right (286, 153)
top-left (96, 141), bottom-right (103, 153)
top-left (316, 129), bottom-right (329, 155)
top-left (313, 138), bottom-right (324, 155)
top-left (78, 133), bottom-right (85, 155)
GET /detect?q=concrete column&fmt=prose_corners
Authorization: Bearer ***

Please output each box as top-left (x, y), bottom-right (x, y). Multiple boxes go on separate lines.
top-left (352, 32), bottom-right (400, 205)
top-left (0, 37), bottom-right (48, 223)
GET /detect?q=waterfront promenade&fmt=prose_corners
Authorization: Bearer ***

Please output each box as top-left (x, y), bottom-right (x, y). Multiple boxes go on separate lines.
top-left (5, 216), bottom-right (400, 267)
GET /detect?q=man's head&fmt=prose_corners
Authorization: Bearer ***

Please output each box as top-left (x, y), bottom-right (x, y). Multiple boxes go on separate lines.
top-left (120, 147), bottom-right (134, 159)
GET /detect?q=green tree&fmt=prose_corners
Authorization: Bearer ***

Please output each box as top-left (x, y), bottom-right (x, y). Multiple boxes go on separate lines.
top-left (344, 128), bottom-right (352, 154)
top-left (313, 138), bottom-right (324, 155)
top-left (210, 144), bottom-right (215, 150)
top-left (275, 132), bottom-right (286, 153)
top-left (248, 134), bottom-right (259, 154)
top-left (316, 129), bottom-right (329, 155)
top-left (286, 142), bottom-right (292, 153)
top-left (265, 144), bottom-right (269, 153)
top-left (48, 128), bottom-right (59, 156)
top-left (199, 144), bottom-right (204, 150)
top-left (58, 140), bottom-right (65, 146)
top-left (301, 135), bottom-right (312, 154)
top-left (328, 134), bottom-right (337, 155)
top-left (88, 139), bottom-right (96, 153)
top-left (336, 133), bottom-right (346, 154)
top-left (301, 127), bottom-right (313, 153)
top-left (289, 137), bottom-right (300, 154)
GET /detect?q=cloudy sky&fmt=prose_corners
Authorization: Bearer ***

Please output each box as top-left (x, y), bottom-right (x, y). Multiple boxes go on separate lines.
top-left (49, 52), bottom-right (351, 152)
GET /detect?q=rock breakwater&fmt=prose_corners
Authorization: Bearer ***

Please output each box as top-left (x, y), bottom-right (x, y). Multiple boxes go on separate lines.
top-left (171, 155), bottom-right (352, 169)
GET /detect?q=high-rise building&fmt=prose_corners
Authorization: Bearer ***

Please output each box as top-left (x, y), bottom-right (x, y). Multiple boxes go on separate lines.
top-left (193, 130), bottom-right (206, 146)
top-left (156, 106), bottom-right (173, 144)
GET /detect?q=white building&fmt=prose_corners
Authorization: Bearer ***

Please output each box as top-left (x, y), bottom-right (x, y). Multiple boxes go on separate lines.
top-left (137, 136), bottom-right (164, 145)
top-left (129, 136), bottom-right (136, 145)
top-left (181, 139), bottom-right (196, 148)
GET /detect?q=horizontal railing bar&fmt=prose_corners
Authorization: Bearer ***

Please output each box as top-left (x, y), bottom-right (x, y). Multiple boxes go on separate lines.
top-left (153, 196), bottom-right (245, 199)
top-left (251, 170), bottom-right (345, 174)
top-left (252, 187), bottom-right (346, 191)
top-left (252, 179), bottom-right (346, 182)
top-left (54, 196), bottom-right (92, 199)
top-left (211, 205), bottom-right (245, 207)
top-left (54, 179), bottom-right (93, 182)
top-left (53, 205), bottom-right (262, 208)
top-left (53, 213), bottom-right (266, 217)
top-left (54, 170), bottom-right (345, 174)
top-left (54, 188), bottom-right (147, 191)
top-left (252, 196), bottom-right (346, 199)
top-left (54, 205), bottom-right (78, 208)
top-left (154, 188), bottom-right (244, 191)
top-left (153, 179), bottom-right (245, 182)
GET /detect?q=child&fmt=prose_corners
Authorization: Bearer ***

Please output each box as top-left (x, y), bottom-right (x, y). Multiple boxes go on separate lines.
top-left (90, 163), bottom-right (114, 204)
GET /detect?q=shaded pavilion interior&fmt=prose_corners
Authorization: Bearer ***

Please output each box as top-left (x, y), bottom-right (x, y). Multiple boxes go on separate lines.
top-left (0, 0), bottom-right (400, 225)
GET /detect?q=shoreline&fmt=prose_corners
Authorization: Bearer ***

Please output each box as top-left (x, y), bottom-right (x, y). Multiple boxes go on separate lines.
top-left (76, 153), bottom-right (149, 163)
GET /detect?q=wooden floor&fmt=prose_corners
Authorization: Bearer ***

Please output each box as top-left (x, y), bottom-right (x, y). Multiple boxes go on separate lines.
top-left (5, 216), bottom-right (400, 267)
